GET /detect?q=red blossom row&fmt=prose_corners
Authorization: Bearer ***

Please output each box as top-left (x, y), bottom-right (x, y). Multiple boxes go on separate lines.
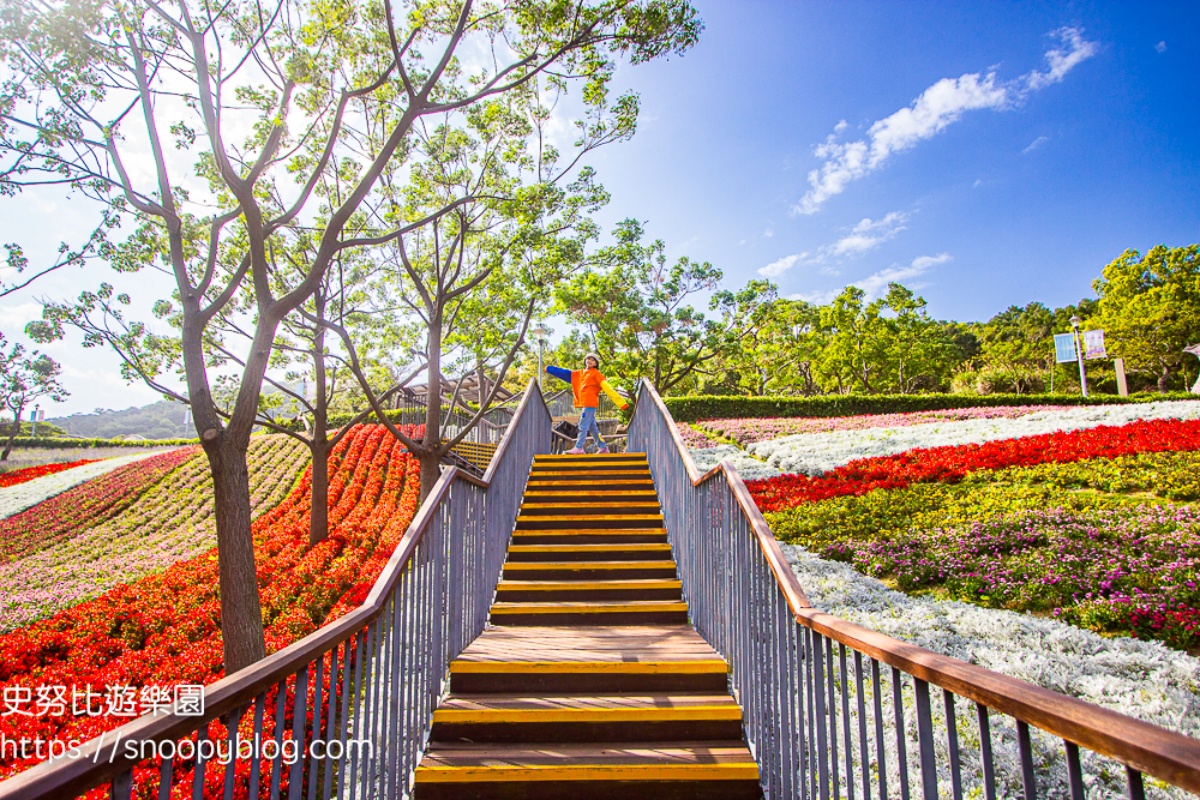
top-left (747, 418), bottom-right (1200, 512)
top-left (0, 425), bottom-right (422, 784)
top-left (0, 459), bottom-right (99, 488)
top-left (0, 449), bottom-right (199, 563)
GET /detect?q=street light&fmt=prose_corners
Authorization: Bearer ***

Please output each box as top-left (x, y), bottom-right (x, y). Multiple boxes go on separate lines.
top-left (530, 324), bottom-right (549, 390)
top-left (1070, 315), bottom-right (1088, 398)
top-left (31, 404), bottom-right (41, 437)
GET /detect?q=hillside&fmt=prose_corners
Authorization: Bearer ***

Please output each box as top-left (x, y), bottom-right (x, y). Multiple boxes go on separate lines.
top-left (48, 400), bottom-right (196, 440)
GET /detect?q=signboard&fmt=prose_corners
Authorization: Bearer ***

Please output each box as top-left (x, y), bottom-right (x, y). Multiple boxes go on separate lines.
top-left (1083, 329), bottom-right (1107, 360)
top-left (1054, 333), bottom-right (1077, 363)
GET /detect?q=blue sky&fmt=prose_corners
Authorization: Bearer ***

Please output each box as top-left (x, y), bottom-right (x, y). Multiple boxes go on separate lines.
top-left (2, 0), bottom-right (1198, 415)
top-left (588, 0), bottom-right (1200, 320)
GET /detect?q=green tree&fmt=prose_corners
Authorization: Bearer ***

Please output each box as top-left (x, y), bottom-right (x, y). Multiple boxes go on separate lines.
top-left (816, 286), bottom-right (888, 393)
top-left (9, 0), bottom-right (700, 672)
top-left (711, 282), bottom-right (822, 396)
top-left (556, 218), bottom-right (724, 393)
top-left (0, 332), bottom-right (68, 459)
top-left (878, 283), bottom-right (961, 393)
top-left (1093, 244), bottom-right (1200, 393)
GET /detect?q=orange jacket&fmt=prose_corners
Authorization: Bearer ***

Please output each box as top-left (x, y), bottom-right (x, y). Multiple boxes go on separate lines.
top-left (546, 365), bottom-right (629, 409)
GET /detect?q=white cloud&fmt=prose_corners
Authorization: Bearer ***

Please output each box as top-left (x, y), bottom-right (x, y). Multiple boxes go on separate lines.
top-left (1155, 41), bottom-right (1167, 54)
top-left (829, 211), bottom-right (909, 257)
top-left (1024, 27), bottom-right (1100, 91)
top-left (1022, 135), bottom-right (1050, 154)
top-left (854, 253), bottom-right (952, 298)
top-left (788, 289), bottom-right (839, 306)
top-left (794, 27), bottom-right (1098, 215)
top-left (758, 253), bottom-right (802, 278)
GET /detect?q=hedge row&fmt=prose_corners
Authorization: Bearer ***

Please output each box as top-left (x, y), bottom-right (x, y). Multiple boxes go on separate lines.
top-left (661, 392), bottom-right (1200, 423)
top-left (3, 436), bottom-right (200, 449)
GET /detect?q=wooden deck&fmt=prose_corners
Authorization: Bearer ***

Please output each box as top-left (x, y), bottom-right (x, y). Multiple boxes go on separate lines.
top-left (414, 453), bottom-right (762, 799)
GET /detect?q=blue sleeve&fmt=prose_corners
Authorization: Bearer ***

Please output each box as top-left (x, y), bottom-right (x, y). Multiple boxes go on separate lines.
top-left (545, 365), bottom-right (572, 383)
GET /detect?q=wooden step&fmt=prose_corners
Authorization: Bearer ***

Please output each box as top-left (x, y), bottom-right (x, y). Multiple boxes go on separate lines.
top-left (450, 626), bottom-right (728, 693)
top-left (526, 477), bottom-right (655, 488)
top-left (414, 742), bottom-right (761, 800)
top-left (430, 692), bottom-right (742, 743)
top-left (511, 528), bottom-right (669, 545)
top-left (502, 560), bottom-right (677, 580)
top-left (519, 501), bottom-right (662, 513)
top-left (505, 543), bottom-right (672, 562)
top-left (529, 465), bottom-right (651, 474)
top-left (522, 489), bottom-right (659, 501)
top-left (515, 513), bottom-right (664, 530)
top-left (490, 599), bottom-right (688, 626)
top-left (495, 578), bottom-right (682, 602)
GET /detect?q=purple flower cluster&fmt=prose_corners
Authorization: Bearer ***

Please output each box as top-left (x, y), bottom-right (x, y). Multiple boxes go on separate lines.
top-left (848, 505), bottom-right (1200, 649)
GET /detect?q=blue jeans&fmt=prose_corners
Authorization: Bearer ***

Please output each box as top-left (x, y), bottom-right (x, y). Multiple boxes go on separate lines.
top-left (575, 406), bottom-right (605, 450)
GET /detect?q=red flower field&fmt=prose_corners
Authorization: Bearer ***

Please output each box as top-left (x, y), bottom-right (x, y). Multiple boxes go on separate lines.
top-left (747, 417), bottom-right (1200, 512)
top-left (0, 459), bottom-right (99, 488)
top-left (0, 424), bottom-right (422, 785)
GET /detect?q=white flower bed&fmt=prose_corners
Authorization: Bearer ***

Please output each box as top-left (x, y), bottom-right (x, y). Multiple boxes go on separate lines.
top-left (0, 453), bottom-right (165, 520)
top-left (686, 444), bottom-right (781, 480)
top-left (781, 543), bottom-right (1199, 798)
top-left (749, 400), bottom-right (1200, 476)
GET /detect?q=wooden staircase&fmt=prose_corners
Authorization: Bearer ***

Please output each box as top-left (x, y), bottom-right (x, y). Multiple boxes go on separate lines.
top-left (414, 452), bottom-right (762, 799)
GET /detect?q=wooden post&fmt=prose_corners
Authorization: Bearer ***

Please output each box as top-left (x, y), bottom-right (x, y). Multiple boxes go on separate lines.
top-left (1114, 357), bottom-right (1129, 397)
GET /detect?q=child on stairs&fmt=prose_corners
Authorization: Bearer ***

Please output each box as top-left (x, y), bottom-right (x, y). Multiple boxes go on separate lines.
top-left (545, 353), bottom-right (629, 454)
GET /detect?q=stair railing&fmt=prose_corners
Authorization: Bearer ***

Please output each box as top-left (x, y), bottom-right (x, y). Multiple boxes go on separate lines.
top-left (626, 380), bottom-right (1200, 800)
top-left (0, 381), bottom-right (550, 800)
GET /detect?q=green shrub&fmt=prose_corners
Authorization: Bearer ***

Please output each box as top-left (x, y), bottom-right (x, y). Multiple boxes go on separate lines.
top-left (661, 392), bottom-right (1198, 422)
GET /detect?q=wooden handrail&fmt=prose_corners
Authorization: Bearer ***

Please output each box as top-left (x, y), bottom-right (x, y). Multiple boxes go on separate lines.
top-left (631, 379), bottom-right (1200, 794)
top-left (0, 380), bottom-right (550, 800)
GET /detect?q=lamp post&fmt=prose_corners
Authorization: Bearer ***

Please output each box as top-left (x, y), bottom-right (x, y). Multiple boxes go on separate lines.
top-left (1071, 315), bottom-right (1088, 398)
top-left (31, 404), bottom-right (41, 437)
top-left (531, 324), bottom-right (548, 390)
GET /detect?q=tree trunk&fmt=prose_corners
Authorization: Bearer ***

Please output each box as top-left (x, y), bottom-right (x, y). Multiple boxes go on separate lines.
top-left (420, 320), bottom-right (444, 501)
top-left (206, 436), bottom-right (267, 674)
top-left (1, 407), bottom-right (21, 461)
top-left (309, 437), bottom-right (329, 547)
top-left (309, 291), bottom-right (330, 546)
top-left (1158, 364), bottom-right (1172, 394)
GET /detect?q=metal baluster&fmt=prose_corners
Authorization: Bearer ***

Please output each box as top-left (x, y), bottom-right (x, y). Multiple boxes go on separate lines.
top-left (157, 741), bottom-right (175, 800)
top-left (112, 768), bottom-right (133, 800)
top-left (891, 667), bottom-right (911, 800)
top-left (338, 631), bottom-right (364, 800)
top-left (871, 660), bottom-right (888, 800)
top-left (269, 681), bottom-right (288, 800)
top-left (796, 623), bottom-right (811, 800)
top-left (976, 704), bottom-right (997, 800)
top-left (322, 648), bottom-right (342, 800)
top-left (248, 692), bottom-right (266, 800)
top-left (307, 655), bottom-right (325, 800)
top-left (1064, 741), bottom-right (1084, 800)
top-left (1126, 766), bottom-right (1146, 800)
top-left (826, 636), bottom-right (840, 800)
top-left (943, 691), bottom-right (963, 800)
top-left (386, 592), bottom-right (403, 800)
top-left (913, 678), bottom-right (937, 800)
top-left (224, 705), bottom-right (245, 800)
top-left (287, 667), bottom-right (309, 800)
top-left (840, 644), bottom-right (855, 800)
top-left (813, 632), bottom-right (831, 800)
top-left (1017, 721), bottom-right (1037, 800)
top-left (191, 725), bottom-right (209, 800)
top-left (854, 652), bottom-right (870, 800)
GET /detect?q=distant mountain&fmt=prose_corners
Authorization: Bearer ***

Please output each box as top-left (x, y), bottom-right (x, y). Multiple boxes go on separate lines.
top-left (48, 400), bottom-right (197, 440)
